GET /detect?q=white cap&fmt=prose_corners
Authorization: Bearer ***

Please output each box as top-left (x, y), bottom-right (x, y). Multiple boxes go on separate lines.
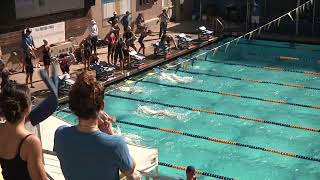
top-left (129, 51), bottom-right (137, 56)
top-left (110, 27), bottom-right (116, 32)
top-left (199, 26), bottom-right (206, 31)
top-left (113, 12), bottom-right (117, 15)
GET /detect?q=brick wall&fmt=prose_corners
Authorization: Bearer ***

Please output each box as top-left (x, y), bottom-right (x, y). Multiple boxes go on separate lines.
top-left (0, 0), bottom-right (166, 71)
top-left (0, 7), bottom-right (92, 71)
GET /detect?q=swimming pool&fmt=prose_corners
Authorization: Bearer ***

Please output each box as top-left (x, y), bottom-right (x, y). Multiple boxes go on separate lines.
top-left (55, 38), bottom-right (320, 179)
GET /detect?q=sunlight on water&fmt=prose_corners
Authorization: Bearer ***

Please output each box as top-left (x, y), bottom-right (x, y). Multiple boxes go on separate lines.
top-left (114, 126), bottom-right (144, 145)
top-left (117, 86), bottom-right (144, 94)
top-left (159, 72), bottom-right (193, 83)
top-left (136, 105), bottom-right (189, 122)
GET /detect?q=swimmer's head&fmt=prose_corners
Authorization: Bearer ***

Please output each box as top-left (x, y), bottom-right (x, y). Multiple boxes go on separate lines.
top-left (186, 166), bottom-right (196, 180)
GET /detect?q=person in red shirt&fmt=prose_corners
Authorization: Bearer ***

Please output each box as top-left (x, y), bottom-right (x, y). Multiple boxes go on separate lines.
top-left (105, 28), bottom-right (118, 65)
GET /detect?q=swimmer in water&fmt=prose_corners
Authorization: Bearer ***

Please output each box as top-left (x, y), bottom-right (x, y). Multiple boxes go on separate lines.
top-left (160, 72), bottom-right (193, 83)
top-left (118, 86), bottom-right (143, 94)
top-left (137, 105), bottom-right (182, 118)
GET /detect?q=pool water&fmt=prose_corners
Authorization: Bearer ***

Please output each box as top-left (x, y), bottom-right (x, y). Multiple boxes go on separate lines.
top-left (55, 38), bottom-right (320, 179)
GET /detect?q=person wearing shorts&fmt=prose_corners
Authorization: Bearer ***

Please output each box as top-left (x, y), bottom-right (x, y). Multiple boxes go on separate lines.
top-left (138, 28), bottom-right (152, 55)
top-left (41, 40), bottom-right (51, 76)
top-left (80, 37), bottom-right (92, 71)
top-left (114, 38), bottom-right (124, 71)
top-left (123, 26), bottom-right (137, 51)
top-left (105, 29), bottom-right (117, 65)
top-left (25, 50), bottom-right (34, 88)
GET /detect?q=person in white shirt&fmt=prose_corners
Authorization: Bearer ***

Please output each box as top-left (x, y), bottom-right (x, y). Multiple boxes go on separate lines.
top-left (88, 19), bottom-right (99, 55)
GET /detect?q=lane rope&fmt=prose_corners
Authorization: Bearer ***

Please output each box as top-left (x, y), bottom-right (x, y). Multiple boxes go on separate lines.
top-left (137, 80), bottom-right (320, 110)
top-left (106, 94), bottom-right (320, 133)
top-left (158, 162), bottom-right (236, 179)
top-left (194, 58), bottom-right (320, 76)
top-left (165, 69), bottom-right (320, 91)
top-left (117, 120), bottom-right (320, 163)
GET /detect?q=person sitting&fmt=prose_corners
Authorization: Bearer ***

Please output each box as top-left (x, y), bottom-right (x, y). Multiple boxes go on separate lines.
top-left (0, 82), bottom-right (48, 180)
top-left (186, 166), bottom-right (197, 180)
top-left (54, 71), bottom-right (138, 180)
top-left (123, 26), bottom-right (137, 51)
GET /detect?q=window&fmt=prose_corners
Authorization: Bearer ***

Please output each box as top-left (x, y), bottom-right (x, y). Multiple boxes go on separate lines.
top-left (140, 0), bottom-right (151, 5)
top-left (102, 0), bottom-right (131, 19)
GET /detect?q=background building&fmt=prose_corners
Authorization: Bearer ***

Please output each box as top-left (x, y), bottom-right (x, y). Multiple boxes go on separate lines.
top-left (0, 0), bottom-right (173, 68)
top-left (176, 0), bottom-right (320, 36)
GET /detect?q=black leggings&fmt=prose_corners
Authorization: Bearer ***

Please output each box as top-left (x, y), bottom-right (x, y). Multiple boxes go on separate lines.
top-left (91, 36), bottom-right (98, 54)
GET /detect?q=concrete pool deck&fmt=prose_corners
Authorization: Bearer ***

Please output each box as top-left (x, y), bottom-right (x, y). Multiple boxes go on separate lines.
top-left (7, 21), bottom-right (219, 106)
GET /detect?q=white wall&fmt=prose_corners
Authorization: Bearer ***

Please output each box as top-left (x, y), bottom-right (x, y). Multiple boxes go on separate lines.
top-left (15, 0), bottom-right (84, 19)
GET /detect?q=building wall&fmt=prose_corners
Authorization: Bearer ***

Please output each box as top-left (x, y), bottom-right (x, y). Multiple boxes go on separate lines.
top-left (0, 0), bottom-right (164, 69)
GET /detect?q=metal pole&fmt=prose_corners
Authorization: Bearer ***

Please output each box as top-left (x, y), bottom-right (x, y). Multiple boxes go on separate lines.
top-left (246, 0), bottom-right (250, 32)
top-left (296, 0), bottom-right (300, 36)
top-left (264, 0), bottom-right (267, 23)
top-left (199, 0), bottom-right (202, 21)
top-left (312, 0), bottom-right (316, 35)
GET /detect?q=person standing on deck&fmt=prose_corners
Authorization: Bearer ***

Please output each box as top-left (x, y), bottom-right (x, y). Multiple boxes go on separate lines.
top-left (121, 11), bottom-right (131, 32)
top-left (105, 28), bottom-right (117, 65)
top-left (108, 12), bottom-right (119, 26)
top-left (157, 9), bottom-right (170, 39)
top-left (80, 37), bottom-right (92, 71)
top-left (135, 13), bottom-right (146, 33)
top-left (88, 20), bottom-right (99, 55)
top-left (138, 27), bottom-right (152, 55)
top-left (39, 40), bottom-right (51, 76)
top-left (25, 48), bottom-right (35, 88)
top-left (251, 0), bottom-right (260, 29)
top-left (123, 26), bottom-right (137, 51)
top-left (22, 28), bottom-right (38, 69)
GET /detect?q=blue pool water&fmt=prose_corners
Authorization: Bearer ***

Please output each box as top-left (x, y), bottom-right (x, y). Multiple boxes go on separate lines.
top-left (55, 38), bottom-right (320, 179)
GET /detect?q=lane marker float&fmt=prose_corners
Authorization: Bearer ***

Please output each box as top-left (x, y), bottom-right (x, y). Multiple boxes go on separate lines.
top-left (106, 94), bottom-right (320, 133)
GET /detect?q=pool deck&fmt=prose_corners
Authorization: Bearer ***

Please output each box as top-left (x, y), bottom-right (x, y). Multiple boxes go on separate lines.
top-left (8, 21), bottom-right (219, 106)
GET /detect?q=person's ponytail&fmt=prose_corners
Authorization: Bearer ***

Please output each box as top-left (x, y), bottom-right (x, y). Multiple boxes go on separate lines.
top-left (0, 82), bottom-right (31, 124)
